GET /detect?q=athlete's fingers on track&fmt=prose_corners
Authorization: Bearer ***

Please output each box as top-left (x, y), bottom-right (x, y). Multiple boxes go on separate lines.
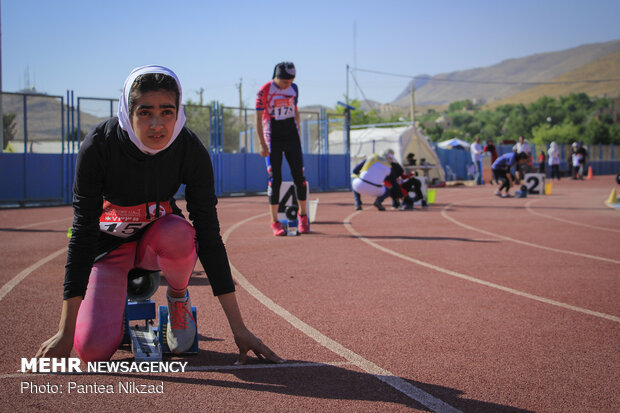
top-left (234, 329), bottom-right (284, 365)
top-left (253, 341), bottom-right (285, 364)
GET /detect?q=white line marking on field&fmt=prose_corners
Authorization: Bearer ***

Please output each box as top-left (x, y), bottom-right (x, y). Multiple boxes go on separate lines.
top-left (224, 214), bottom-right (461, 413)
top-left (525, 199), bottom-right (620, 233)
top-left (15, 217), bottom-right (73, 230)
top-left (344, 212), bottom-right (619, 323)
top-left (187, 361), bottom-right (351, 371)
top-left (0, 247), bottom-right (67, 302)
top-left (0, 215), bottom-right (72, 302)
top-left (441, 200), bottom-right (620, 265)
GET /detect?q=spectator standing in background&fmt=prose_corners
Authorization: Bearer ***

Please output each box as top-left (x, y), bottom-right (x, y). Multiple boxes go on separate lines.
top-left (513, 136), bottom-right (532, 182)
top-left (577, 141), bottom-right (588, 179)
top-left (470, 136), bottom-right (484, 185)
top-left (483, 140), bottom-right (498, 184)
top-left (538, 150), bottom-right (546, 174)
top-left (547, 141), bottom-right (561, 181)
top-left (571, 142), bottom-right (583, 179)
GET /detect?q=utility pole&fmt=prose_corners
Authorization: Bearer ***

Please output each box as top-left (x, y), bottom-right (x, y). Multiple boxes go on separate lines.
top-left (409, 85), bottom-right (416, 125)
top-left (235, 77), bottom-right (243, 118)
top-left (345, 64), bottom-right (349, 106)
top-left (196, 88), bottom-right (204, 105)
top-left (353, 21), bottom-right (357, 100)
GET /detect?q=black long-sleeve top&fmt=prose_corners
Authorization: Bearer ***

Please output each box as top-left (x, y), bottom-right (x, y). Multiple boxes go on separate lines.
top-left (63, 117), bottom-right (235, 299)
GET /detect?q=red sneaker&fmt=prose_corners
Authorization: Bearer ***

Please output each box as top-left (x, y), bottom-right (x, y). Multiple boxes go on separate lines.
top-left (271, 221), bottom-right (286, 236)
top-left (298, 214), bottom-right (310, 234)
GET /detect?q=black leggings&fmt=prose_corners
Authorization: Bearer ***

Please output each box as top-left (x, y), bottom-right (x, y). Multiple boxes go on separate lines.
top-left (267, 135), bottom-right (307, 205)
top-left (550, 164), bottom-right (561, 180)
top-left (493, 169), bottom-right (510, 192)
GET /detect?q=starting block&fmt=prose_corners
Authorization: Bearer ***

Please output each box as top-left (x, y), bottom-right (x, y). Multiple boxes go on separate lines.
top-left (515, 185), bottom-right (528, 198)
top-left (122, 299), bottom-right (162, 361)
top-left (278, 182), bottom-right (309, 235)
top-left (278, 204), bottom-right (299, 236)
top-left (121, 269), bottom-right (198, 361)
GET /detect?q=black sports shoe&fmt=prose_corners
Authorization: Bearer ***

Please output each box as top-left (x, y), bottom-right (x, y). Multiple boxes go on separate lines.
top-left (373, 200), bottom-right (385, 211)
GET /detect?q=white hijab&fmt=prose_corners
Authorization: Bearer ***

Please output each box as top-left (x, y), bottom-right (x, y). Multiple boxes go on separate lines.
top-left (117, 65), bottom-right (186, 155)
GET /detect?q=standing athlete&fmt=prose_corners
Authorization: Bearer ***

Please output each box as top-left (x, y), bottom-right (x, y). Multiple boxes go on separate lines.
top-left (255, 62), bottom-right (309, 236)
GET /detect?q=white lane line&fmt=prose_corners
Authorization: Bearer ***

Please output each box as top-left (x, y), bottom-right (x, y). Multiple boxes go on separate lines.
top-left (0, 204), bottom-right (252, 303)
top-left (224, 214), bottom-right (461, 413)
top-left (0, 247), bottom-right (67, 302)
top-left (0, 216), bottom-right (72, 302)
top-left (15, 216), bottom-right (73, 230)
top-left (187, 361), bottom-right (351, 371)
top-left (344, 212), bottom-right (619, 323)
top-left (441, 200), bottom-right (620, 265)
top-left (525, 199), bottom-right (620, 233)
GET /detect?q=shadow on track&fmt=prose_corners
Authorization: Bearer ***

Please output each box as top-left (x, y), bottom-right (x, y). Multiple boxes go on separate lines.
top-left (61, 355), bottom-right (534, 412)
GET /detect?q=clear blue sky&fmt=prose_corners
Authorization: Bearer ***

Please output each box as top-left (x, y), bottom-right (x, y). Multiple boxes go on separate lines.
top-left (3, 0), bottom-right (620, 108)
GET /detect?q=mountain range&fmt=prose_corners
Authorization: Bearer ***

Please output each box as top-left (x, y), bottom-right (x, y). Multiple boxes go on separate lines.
top-left (390, 39), bottom-right (620, 108)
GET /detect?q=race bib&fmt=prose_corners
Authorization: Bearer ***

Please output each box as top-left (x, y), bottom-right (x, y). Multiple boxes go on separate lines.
top-left (99, 201), bottom-right (172, 238)
top-left (273, 97), bottom-right (295, 120)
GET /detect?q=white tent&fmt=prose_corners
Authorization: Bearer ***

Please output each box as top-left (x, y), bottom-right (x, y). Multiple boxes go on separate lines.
top-left (437, 138), bottom-right (471, 150)
top-left (328, 125), bottom-right (445, 184)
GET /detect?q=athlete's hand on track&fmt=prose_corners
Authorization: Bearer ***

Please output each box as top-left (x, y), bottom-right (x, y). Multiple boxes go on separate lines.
top-left (233, 327), bottom-right (284, 365)
top-left (35, 331), bottom-right (74, 360)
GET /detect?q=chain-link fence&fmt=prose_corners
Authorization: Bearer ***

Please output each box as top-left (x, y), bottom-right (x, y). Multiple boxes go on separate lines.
top-left (219, 107), bottom-right (323, 154)
top-left (2, 92), bottom-right (65, 153)
top-left (184, 103), bottom-right (212, 150)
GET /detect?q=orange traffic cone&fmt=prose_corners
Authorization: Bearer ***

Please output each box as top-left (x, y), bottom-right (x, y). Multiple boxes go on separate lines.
top-left (586, 166), bottom-right (593, 180)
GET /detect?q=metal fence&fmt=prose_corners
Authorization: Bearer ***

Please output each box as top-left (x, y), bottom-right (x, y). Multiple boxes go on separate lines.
top-left (439, 142), bottom-right (619, 181)
top-left (2, 90), bottom-right (618, 205)
top-left (1, 91), bottom-right (350, 206)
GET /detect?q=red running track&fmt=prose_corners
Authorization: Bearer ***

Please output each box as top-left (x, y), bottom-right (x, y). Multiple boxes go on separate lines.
top-left (0, 176), bottom-right (618, 412)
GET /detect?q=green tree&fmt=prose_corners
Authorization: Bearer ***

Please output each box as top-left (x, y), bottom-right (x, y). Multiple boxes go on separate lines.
top-left (424, 123), bottom-right (443, 141)
top-left (531, 122), bottom-right (581, 145)
top-left (184, 100), bottom-right (212, 148)
top-left (448, 99), bottom-right (475, 112)
top-left (3, 113), bottom-right (17, 151)
top-left (503, 104), bottom-right (530, 140)
top-left (584, 118), bottom-right (611, 144)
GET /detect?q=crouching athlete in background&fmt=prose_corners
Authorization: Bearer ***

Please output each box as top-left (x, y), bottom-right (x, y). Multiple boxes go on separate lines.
top-left (35, 65), bottom-right (283, 364)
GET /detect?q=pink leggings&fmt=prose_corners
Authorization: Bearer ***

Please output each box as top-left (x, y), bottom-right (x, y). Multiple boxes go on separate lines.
top-left (74, 214), bottom-right (198, 361)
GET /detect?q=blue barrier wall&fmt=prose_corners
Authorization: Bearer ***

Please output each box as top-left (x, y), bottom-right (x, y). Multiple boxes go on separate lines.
top-left (1, 152), bottom-right (351, 206)
top-left (216, 153), bottom-right (350, 196)
top-left (0, 153), bottom-right (66, 205)
top-left (1, 151), bottom-right (617, 206)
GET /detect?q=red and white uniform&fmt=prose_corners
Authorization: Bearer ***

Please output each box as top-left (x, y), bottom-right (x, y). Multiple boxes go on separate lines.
top-left (255, 81), bottom-right (299, 143)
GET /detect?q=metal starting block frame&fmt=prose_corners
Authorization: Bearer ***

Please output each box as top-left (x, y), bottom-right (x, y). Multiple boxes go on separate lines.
top-left (279, 218), bottom-right (299, 236)
top-left (122, 299), bottom-right (198, 361)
